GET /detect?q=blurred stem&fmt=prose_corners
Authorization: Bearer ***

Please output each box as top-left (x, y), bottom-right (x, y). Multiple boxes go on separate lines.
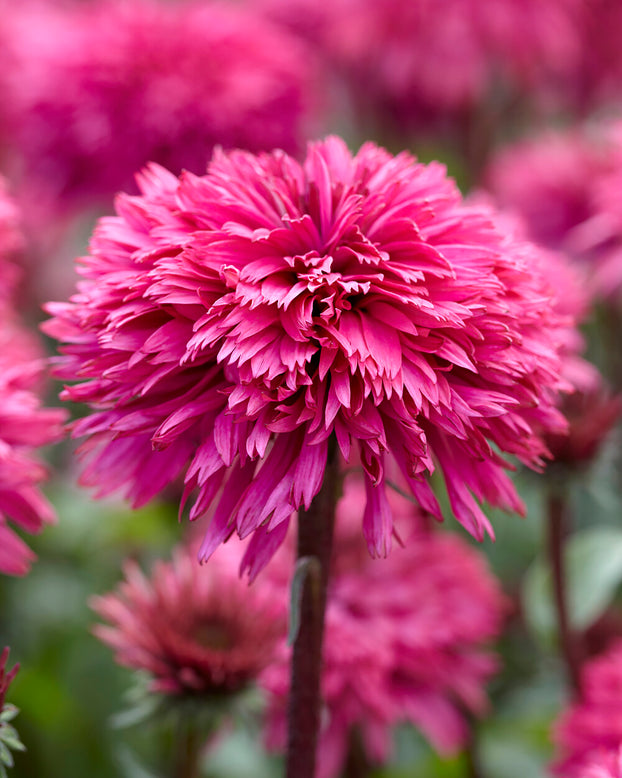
top-left (464, 723), bottom-right (483, 778)
top-left (286, 438), bottom-right (339, 778)
top-left (548, 491), bottom-right (582, 694)
top-left (173, 715), bottom-right (203, 778)
top-left (343, 728), bottom-right (372, 778)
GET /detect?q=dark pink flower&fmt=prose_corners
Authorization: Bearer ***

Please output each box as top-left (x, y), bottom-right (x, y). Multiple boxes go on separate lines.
top-left (261, 475), bottom-right (507, 777)
top-left (484, 124), bottom-right (622, 301)
top-left (545, 382), bottom-right (621, 468)
top-left (45, 136), bottom-right (570, 575)
top-left (91, 541), bottom-right (284, 696)
top-left (0, 318), bottom-right (67, 577)
top-left (553, 641), bottom-right (622, 777)
top-left (0, 0), bottom-right (317, 215)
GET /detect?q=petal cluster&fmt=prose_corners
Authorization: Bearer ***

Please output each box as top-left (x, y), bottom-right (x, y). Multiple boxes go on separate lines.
top-left (91, 541), bottom-right (284, 696)
top-left (260, 476), bottom-right (507, 777)
top-left (45, 136), bottom-right (569, 574)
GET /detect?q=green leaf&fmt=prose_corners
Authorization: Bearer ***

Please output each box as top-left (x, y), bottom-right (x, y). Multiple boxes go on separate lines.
top-left (523, 526), bottom-right (622, 642)
top-left (0, 707), bottom-right (18, 724)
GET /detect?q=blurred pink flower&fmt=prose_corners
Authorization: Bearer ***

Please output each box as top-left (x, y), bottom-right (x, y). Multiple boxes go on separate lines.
top-left (256, 0), bottom-right (582, 135)
top-left (553, 641), bottom-right (622, 777)
top-left (485, 123), bottom-right (622, 300)
top-left (0, 184), bottom-right (66, 576)
top-left (0, 319), bottom-right (67, 576)
top-left (45, 136), bottom-right (570, 576)
top-left (261, 475), bottom-right (507, 777)
top-left (0, 0), bottom-right (317, 216)
top-left (91, 541), bottom-right (284, 697)
top-left (579, 748), bottom-right (622, 778)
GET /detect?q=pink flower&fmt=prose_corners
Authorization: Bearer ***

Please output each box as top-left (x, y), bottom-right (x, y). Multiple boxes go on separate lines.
top-left (0, 184), bottom-right (66, 576)
top-left (0, 317), bottom-right (67, 576)
top-left (91, 541), bottom-right (284, 697)
top-left (553, 641), bottom-right (622, 777)
top-left (0, 0), bottom-right (317, 215)
top-left (260, 475), bottom-right (507, 777)
top-left (484, 124), bottom-right (622, 300)
top-left (578, 748), bottom-right (622, 778)
top-left (256, 0), bottom-right (581, 135)
top-left (45, 136), bottom-right (569, 576)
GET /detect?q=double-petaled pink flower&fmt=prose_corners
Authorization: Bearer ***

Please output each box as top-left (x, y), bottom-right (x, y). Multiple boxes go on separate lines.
top-left (45, 136), bottom-right (570, 575)
top-left (260, 475), bottom-right (507, 777)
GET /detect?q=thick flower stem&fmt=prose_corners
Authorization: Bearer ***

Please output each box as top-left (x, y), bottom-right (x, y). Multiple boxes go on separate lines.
top-left (286, 439), bottom-right (339, 778)
top-left (548, 491), bottom-right (582, 694)
top-left (343, 728), bottom-right (372, 778)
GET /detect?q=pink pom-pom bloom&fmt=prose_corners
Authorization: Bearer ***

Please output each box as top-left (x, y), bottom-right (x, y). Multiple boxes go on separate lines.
top-left (45, 136), bottom-right (569, 576)
top-left (0, 0), bottom-right (317, 214)
top-left (91, 541), bottom-right (284, 697)
top-left (485, 123), bottom-right (622, 301)
top-left (553, 641), bottom-right (622, 777)
top-left (261, 476), bottom-right (506, 777)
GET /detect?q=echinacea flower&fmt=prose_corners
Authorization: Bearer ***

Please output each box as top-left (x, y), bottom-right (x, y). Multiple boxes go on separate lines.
top-left (553, 641), bottom-right (622, 777)
top-left (260, 475), bottom-right (507, 777)
top-left (0, 0), bottom-right (317, 216)
top-left (45, 136), bottom-right (570, 575)
top-left (91, 541), bottom-right (284, 697)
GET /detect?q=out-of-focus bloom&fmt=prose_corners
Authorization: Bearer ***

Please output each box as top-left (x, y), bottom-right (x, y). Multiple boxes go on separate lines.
top-left (0, 184), bottom-right (66, 577)
top-left (0, 0), bottom-right (317, 216)
top-left (261, 475), bottom-right (507, 777)
top-left (553, 641), bottom-right (622, 777)
top-left (91, 542), bottom-right (284, 697)
top-left (545, 382), bottom-right (621, 468)
top-left (45, 136), bottom-right (571, 576)
top-left (256, 0), bottom-right (582, 137)
top-left (0, 319), bottom-right (67, 576)
top-left (485, 124), bottom-right (622, 300)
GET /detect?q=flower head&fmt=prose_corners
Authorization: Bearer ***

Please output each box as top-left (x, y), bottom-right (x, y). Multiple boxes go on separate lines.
top-left (45, 136), bottom-right (570, 575)
top-left (1, 0), bottom-right (317, 214)
top-left (91, 541), bottom-right (284, 697)
top-left (261, 475), bottom-right (507, 777)
top-left (553, 641), bottom-right (622, 777)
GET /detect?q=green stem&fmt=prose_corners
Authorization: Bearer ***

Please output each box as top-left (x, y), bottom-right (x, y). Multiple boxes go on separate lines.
top-left (286, 439), bottom-right (339, 778)
top-left (173, 716), bottom-right (202, 778)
